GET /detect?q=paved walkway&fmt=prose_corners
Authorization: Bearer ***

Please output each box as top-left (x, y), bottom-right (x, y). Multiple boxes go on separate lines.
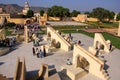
top-left (0, 33), bottom-right (120, 80)
top-left (83, 29), bottom-right (104, 33)
top-left (47, 21), bottom-right (87, 26)
top-left (102, 49), bottom-right (120, 80)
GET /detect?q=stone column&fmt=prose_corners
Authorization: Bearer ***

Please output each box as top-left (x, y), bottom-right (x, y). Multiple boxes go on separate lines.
top-left (118, 21), bottom-right (120, 37)
top-left (24, 26), bottom-right (28, 43)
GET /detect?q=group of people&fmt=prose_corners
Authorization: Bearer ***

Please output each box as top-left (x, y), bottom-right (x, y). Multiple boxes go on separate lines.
top-left (14, 24), bottom-right (24, 33)
top-left (32, 46), bottom-right (46, 58)
top-left (65, 33), bottom-right (73, 42)
top-left (0, 37), bottom-right (16, 47)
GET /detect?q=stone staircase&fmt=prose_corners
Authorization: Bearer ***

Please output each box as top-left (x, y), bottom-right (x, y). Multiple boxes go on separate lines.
top-left (0, 74), bottom-right (9, 80)
top-left (101, 69), bottom-right (110, 80)
top-left (97, 56), bottom-right (110, 80)
top-left (98, 56), bottom-right (105, 62)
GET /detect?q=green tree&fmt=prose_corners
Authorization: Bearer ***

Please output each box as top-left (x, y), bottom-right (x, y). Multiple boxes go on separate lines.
top-left (91, 7), bottom-right (115, 22)
top-left (91, 7), bottom-right (105, 22)
top-left (62, 8), bottom-right (70, 17)
top-left (71, 10), bottom-right (80, 17)
top-left (117, 12), bottom-right (120, 21)
top-left (40, 10), bottom-right (44, 16)
top-left (107, 11), bottom-right (115, 21)
top-left (5, 22), bottom-right (16, 28)
top-left (47, 5), bottom-right (70, 19)
top-left (47, 8), bottom-right (52, 16)
top-left (26, 10), bottom-right (34, 18)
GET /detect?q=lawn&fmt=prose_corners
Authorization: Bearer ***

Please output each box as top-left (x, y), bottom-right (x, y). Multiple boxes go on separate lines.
top-left (5, 29), bottom-right (14, 36)
top-left (102, 33), bottom-right (120, 49)
top-left (87, 21), bottom-right (119, 28)
top-left (60, 29), bottom-right (120, 49)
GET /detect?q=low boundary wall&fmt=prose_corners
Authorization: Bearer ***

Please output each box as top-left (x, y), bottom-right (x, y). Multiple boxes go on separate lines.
top-left (13, 57), bottom-right (26, 80)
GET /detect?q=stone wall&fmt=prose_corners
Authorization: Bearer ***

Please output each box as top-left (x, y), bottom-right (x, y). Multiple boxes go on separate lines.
top-left (0, 13), bottom-right (35, 24)
top-left (72, 14), bottom-right (98, 22)
top-left (47, 27), bottom-right (71, 51)
top-left (93, 33), bottom-right (110, 53)
top-left (48, 17), bottom-right (60, 21)
top-left (13, 57), bottom-right (26, 80)
top-left (8, 18), bottom-right (25, 24)
top-left (39, 13), bottom-right (47, 25)
top-left (72, 14), bottom-right (87, 22)
top-left (87, 17), bottom-right (98, 22)
top-left (73, 45), bottom-right (109, 80)
top-left (0, 29), bottom-right (6, 40)
top-left (13, 57), bottom-right (20, 80)
top-left (118, 21), bottom-right (120, 36)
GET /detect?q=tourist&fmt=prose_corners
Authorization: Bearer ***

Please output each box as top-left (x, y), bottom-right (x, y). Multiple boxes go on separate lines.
top-left (43, 46), bottom-right (46, 57)
top-left (36, 48), bottom-right (39, 58)
top-left (78, 40), bottom-right (81, 45)
top-left (32, 47), bottom-right (35, 55)
top-left (33, 40), bottom-right (35, 46)
top-left (39, 49), bottom-right (43, 58)
top-left (13, 37), bottom-right (16, 45)
top-left (34, 40), bottom-right (37, 46)
top-left (9, 38), bottom-right (12, 48)
top-left (109, 43), bottom-right (112, 51)
top-left (69, 33), bottom-right (71, 38)
top-left (66, 59), bottom-right (72, 65)
top-left (68, 33), bottom-right (73, 41)
top-left (95, 49), bottom-right (99, 56)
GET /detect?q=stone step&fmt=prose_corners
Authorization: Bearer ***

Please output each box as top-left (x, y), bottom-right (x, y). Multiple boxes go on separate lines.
top-left (98, 57), bottom-right (104, 61)
top-left (0, 74), bottom-right (9, 80)
top-left (106, 76), bottom-right (111, 80)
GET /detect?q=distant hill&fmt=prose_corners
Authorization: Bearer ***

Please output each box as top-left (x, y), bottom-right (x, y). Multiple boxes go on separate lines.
top-left (0, 3), bottom-right (48, 14)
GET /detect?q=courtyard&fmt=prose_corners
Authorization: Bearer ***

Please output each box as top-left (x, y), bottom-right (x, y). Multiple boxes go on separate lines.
top-left (0, 33), bottom-right (120, 80)
top-left (0, 0), bottom-right (120, 80)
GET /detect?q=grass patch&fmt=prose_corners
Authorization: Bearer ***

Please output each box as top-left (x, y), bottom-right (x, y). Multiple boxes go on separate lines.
top-left (39, 30), bottom-right (46, 34)
top-left (79, 30), bottom-right (94, 38)
top-left (102, 33), bottom-right (120, 49)
top-left (80, 31), bottom-right (120, 49)
top-left (61, 29), bottom-right (78, 33)
top-left (61, 29), bottom-right (120, 49)
top-left (87, 21), bottom-right (119, 28)
top-left (5, 29), bottom-right (14, 36)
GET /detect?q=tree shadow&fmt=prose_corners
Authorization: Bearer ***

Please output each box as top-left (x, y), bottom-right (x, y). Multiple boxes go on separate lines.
top-left (0, 43), bottom-right (22, 56)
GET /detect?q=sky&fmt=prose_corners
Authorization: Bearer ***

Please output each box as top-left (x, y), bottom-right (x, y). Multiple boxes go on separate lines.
top-left (0, 0), bottom-right (120, 12)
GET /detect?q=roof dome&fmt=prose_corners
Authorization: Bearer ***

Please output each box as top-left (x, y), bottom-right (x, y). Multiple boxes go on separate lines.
top-left (24, 1), bottom-right (29, 9)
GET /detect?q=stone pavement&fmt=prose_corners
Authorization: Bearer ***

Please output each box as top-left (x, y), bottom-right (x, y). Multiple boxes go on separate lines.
top-left (47, 21), bottom-right (87, 26)
top-left (101, 49), bottom-right (120, 80)
top-left (0, 33), bottom-right (120, 80)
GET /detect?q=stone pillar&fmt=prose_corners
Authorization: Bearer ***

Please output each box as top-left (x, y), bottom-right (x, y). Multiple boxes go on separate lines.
top-left (24, 26), bottom-right (28, 43)
top-left (0, 29), bottom-right (6, 40)
top-left (118, 21), bottom-right (120, 37)
top-left (114, 13), bottom-right (118, 22)
top-left (44, 13), bottom-right (47, 21)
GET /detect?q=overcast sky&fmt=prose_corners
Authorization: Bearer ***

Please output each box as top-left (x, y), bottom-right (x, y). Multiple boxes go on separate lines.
top-left (0, 0), bottom-right (120, 12)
